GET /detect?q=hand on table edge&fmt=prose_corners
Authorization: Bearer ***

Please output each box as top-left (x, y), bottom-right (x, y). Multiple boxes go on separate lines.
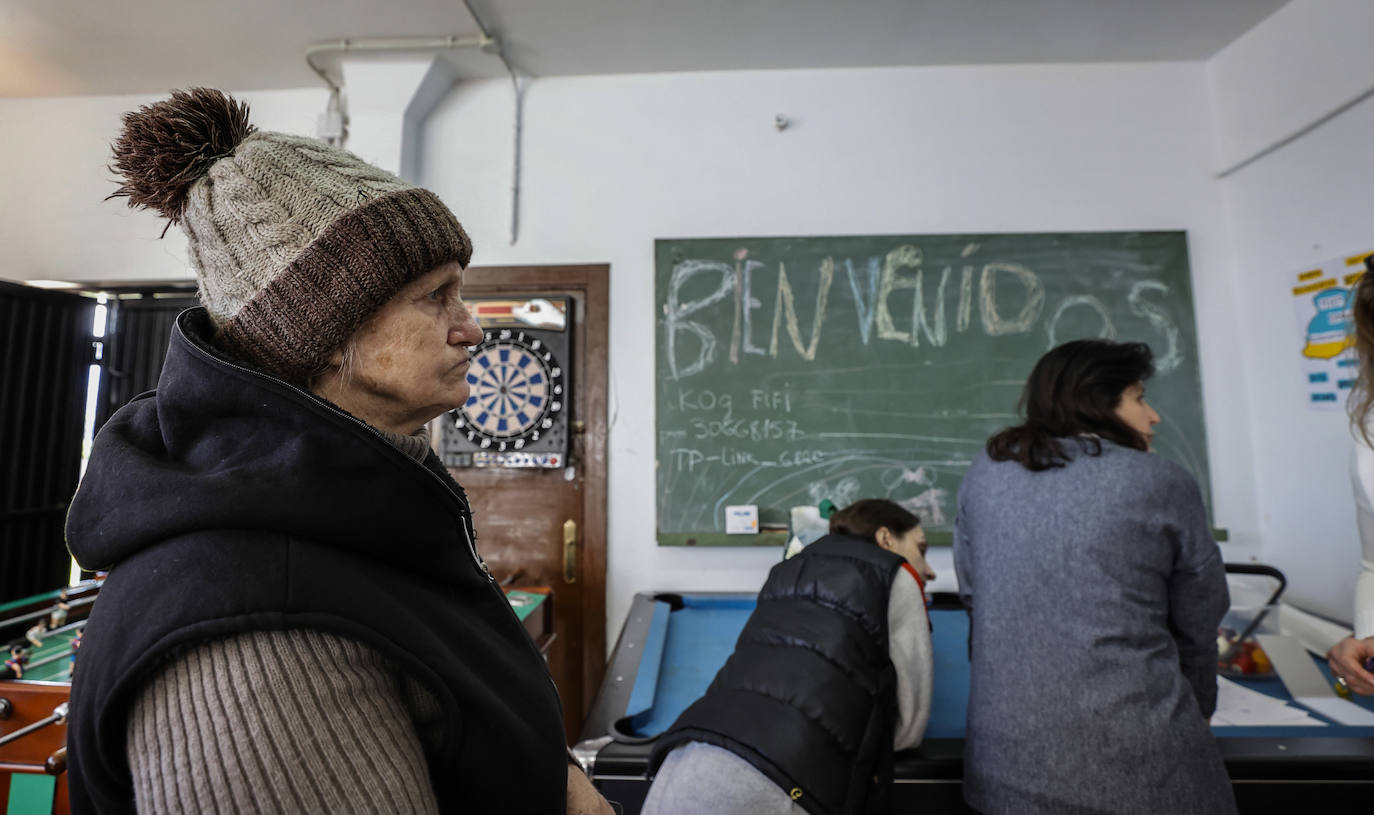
top-left (1326, 635), bottom-right (1374, 695)
top-left (567, 755), bottom-right (617, 815)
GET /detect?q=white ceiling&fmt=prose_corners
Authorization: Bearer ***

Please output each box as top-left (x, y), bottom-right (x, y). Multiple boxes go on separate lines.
top-left (1, 0), bottom-right (1289, 99)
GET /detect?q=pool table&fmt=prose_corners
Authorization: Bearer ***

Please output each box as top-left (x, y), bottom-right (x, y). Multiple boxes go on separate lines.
top-left (575, 591), bottom-right (1374, 813)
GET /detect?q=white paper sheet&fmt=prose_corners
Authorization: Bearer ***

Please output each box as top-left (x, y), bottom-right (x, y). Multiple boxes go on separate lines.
top-left (1256, 633), bottom-right (1374, 727)
top-left (1294, 696), bottom-right (1374, 727)
top-left (1211, 676), bottom-right (1327, 727)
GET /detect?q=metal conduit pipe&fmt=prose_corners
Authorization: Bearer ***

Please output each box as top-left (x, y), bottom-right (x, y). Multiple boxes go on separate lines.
top-left (460, 0), bottom-right (526, 245)
top-left (302, 27), bottom-right (526, 245)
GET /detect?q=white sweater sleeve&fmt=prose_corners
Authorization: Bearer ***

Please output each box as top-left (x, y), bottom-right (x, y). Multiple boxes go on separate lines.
top-left (1350, 441), bottom-right (1374, 639)
top-left (888, 569), bottom-right (933, 750)
top-left (1356, 566), bottom-right (1374, 641)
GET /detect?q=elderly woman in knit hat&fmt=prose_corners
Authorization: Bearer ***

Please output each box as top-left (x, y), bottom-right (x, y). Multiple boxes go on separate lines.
top-left (64, 89), bottom-right (613, 815)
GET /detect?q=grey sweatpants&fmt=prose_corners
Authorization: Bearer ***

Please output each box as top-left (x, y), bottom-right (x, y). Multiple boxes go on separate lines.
top-left (641, 742), bottom-right (804, 815)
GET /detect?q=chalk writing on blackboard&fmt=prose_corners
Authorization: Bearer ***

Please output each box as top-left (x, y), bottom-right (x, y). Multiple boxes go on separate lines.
top-left (656, 233), bottom-right (1208, 545)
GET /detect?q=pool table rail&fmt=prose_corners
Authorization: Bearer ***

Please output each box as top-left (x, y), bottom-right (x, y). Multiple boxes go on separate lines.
top-left (579, 589), bottom-right (1374, 813)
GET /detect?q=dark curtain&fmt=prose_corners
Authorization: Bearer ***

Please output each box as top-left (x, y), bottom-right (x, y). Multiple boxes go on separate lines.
top-left (0, 281), bottom-right (94, 604)
top-left (93, 294), bottom-right (199, 434)
top-left (0, 283), bottom-right (196, 604)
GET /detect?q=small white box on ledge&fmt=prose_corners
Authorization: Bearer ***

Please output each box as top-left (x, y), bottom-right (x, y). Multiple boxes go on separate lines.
top-left (725, 505), bottom-right (759, 534)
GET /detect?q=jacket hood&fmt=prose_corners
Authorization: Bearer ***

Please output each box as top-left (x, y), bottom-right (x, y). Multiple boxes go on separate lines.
top-left (66, 308), bottom-right (472, 574)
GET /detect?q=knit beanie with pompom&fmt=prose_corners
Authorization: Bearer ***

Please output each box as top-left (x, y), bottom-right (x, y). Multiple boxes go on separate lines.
top-left (108, 87), bottom-right (472, 383)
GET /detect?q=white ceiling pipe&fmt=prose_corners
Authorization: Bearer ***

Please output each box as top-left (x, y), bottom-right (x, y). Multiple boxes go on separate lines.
top-left (302, 28), bottom-right (525, 245)
top-left (304, 35), bottom-right (497, 95)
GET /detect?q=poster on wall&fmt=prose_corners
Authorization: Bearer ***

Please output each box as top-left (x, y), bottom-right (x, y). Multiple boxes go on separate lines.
top-left (1289, 249), bottom-right (1372, 410)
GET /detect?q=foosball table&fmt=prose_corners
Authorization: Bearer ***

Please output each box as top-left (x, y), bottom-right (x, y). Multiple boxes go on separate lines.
top-left (0, 579), bottom-right (100, 815)
top-left (1, 581), bottom-right (552, 814)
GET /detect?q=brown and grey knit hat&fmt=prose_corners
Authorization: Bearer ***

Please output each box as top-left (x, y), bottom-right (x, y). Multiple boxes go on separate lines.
top-left (108, 88), bottom-right (472, 382)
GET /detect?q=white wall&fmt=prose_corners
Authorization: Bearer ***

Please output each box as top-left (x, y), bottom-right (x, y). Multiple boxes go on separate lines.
top-left (0, 63), bottom-right (1257, 642)
top-left (416, 63), bottom-right (1254, 635)
top-left (0, 88), bottom-right (326, 283)
top-left (1210, 0), bottom-right (1374, 623)
top-left (1209, 0), bottom-right (1374, 175)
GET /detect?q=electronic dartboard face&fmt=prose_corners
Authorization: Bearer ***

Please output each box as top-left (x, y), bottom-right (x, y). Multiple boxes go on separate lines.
top-left (454, 329), bottom-right (564, 452)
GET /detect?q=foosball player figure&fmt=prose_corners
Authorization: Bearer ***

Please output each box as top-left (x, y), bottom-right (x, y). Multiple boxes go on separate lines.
top-left (51, 590), bottom-right (70, 629)
top-left (26, 619), bottom-right (49, 648)
top-left (69, 629), bottom-right (84, 679)
top-left (3, 644), bottom-right (29, 679)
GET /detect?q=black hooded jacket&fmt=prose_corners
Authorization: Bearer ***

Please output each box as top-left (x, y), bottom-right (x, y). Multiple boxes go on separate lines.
top-left (648, 535), bottom-right (906, 815)
top-left (64, 308), bottom-right (566, 814)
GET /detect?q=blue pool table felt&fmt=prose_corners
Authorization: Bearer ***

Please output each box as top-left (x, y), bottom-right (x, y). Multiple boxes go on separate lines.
top-left (622, 594), bottom-right (1374, 740)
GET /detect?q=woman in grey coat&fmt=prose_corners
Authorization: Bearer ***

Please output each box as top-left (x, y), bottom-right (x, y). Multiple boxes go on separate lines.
top-left (953, 339), bottom-right (1236, 815)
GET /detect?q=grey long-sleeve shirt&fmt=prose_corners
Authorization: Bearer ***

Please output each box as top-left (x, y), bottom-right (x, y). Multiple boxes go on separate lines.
top-left (953, 438), bottom-right (1235, 815)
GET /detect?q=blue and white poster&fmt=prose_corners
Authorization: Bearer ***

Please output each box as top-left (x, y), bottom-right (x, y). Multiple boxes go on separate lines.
top-left (1290, 250), bottom-right (1370, 410)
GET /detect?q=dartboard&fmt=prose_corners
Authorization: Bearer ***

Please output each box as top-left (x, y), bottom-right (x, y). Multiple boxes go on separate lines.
top-left (454, 329), bottom-right (564, 452)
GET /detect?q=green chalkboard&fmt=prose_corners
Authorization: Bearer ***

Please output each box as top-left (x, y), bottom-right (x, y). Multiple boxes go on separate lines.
top-left (655, 232), bottom-right (1210, 546)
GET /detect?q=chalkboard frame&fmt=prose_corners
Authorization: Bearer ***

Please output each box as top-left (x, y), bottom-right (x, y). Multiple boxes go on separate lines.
top-left (655, 231), bottom-right (1215, 547)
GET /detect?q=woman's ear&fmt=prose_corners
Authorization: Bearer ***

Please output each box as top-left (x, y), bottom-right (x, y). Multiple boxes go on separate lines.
top-left (307, 349), bottom-right (347, 397)
top-left (875, 527), bottom-right (893, 550)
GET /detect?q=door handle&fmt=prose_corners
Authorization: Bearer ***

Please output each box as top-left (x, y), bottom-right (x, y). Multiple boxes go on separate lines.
top-left (563, 519), bottom-right (578, 584)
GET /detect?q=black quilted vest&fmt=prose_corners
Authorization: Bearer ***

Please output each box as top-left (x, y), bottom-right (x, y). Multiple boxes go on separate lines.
top-left (649, 535), bottom-right (906, 815)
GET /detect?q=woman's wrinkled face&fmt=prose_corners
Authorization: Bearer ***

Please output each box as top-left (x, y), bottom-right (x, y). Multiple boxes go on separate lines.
top-left (1114, 381), bottom-right (1161, 450)
top-left (326, 261), bottom-right (483, 434)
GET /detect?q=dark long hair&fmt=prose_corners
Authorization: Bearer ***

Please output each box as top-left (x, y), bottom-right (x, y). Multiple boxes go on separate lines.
top-left (987, 339), bottom-right (1155, 471)
top-left (828, 498), bottom-right (919, 543)
top-left (1349, 260), bottom-right (1374, 444)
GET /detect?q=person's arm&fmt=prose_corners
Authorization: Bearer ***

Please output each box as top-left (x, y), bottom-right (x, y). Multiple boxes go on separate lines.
top-left (567, 759), bottom-right (617, 815)
top-left (127, 629), bottom-right (441, 815)
top-left (1164, 475), bottom-right (1229, 718)
top-left (1328, 442), bottom-right (1374, 694)
top-left (888, 567), bottom-right (933, 750)
top-left (953, 496), bottom-right (977, 659)
top-left (1327, 455), bottom-right (1374, 692)
top-left (952, 490), bottom-right (977, 606)
top-left (1350, 440), bottom-right (1374, 639)
top-left (1356, 558), bottom-right (1374, 641)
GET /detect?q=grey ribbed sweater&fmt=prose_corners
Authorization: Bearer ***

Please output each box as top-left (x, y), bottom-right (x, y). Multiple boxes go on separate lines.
top-left (127, 630), bottom-right (442, 814)
top-left (953, 438), bottom-right (1235, 815)
top-left (125, 426), bottom-right (444, 814)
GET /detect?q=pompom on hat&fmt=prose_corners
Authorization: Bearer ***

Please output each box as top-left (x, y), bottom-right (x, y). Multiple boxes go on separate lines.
top-left (109, 88), bottom-right (472, 382)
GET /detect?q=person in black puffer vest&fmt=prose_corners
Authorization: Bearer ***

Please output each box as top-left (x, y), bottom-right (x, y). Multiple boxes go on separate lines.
top-left (64, 89), bottom-right (614, 815)
top-left (644, 499), bottom-right (937, 815)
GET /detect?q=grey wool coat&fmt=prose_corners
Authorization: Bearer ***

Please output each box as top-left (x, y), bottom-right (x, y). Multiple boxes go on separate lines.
top-left (952, 438), bottom-right (1236, 815)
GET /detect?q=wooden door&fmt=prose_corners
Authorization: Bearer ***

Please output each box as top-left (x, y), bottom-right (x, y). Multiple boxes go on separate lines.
top-left (442, 264), bottom-right (608, 744)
